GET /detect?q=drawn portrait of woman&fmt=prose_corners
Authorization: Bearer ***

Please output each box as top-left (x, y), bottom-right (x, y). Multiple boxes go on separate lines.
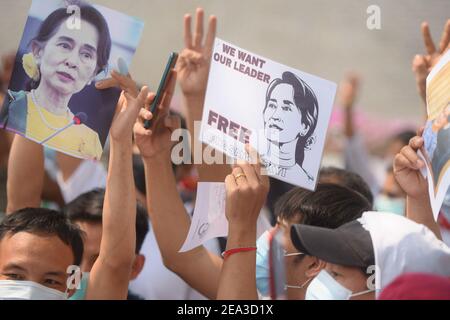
top-left (262, 71), bottom-right (319, 185)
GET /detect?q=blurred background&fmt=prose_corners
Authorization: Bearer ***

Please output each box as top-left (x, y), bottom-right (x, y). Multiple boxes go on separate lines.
top-left (0, 0), bottom-right (448, 122)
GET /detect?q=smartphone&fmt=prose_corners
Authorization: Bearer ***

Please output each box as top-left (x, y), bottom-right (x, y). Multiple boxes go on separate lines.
top-left (144, 52), bottom-right (179, 129)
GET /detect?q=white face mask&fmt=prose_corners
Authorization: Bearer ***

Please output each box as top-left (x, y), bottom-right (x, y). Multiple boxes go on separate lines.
top-left (305, 270), bottom-right (374, 300)
top-left (0, 280), bottom-right (68, 300)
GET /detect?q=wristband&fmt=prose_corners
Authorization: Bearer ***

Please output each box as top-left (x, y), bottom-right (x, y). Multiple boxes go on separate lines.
top-left (222, 246), bottom-right (257, 259)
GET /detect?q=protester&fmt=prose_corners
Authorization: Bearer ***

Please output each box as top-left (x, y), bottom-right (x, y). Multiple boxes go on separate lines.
top-left (64, 188), bottom-right (149, 300)
top-left (318, 166), bottom-right (374, 206)
top-left (129, 115), bottom-right (223, 300)
top-left (411, 20), bottom-right (450, 106)
top-left (290, 211), bottom-right (450, 300)
top-left (1, 69), bottom-right (154, 299)
top-left (339, 72), bottom-right (415, 214)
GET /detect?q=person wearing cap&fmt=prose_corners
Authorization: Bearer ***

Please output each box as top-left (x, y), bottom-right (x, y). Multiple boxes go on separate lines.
top-left (274, 181), bottom-right (372, 300)
top-left (290, 211), bottom-right (450, 300)
top-left (216, 168), bottom-right (372, 300)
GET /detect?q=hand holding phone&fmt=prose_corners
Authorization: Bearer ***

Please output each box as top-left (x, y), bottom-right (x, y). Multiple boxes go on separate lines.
top-left (144, 52), bottom-right (178, 129)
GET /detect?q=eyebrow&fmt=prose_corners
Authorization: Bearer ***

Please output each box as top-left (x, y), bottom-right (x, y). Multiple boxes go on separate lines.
top-left (269, 99), bottom-right (277, 103)
top-left (3, 263), bottom-right (27, 272)
top-left (82, 44), bottom-right (97, 54)
top-left (57, 36), bottom-right (75, 45)
top-left (44, 271), bottom-right (67, 277)
top-left (283, 100), bottom-right (294, 106)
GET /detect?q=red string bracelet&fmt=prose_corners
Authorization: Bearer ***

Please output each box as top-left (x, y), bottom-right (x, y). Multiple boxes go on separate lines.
top-left (222, 247), bottom-right (257, 259)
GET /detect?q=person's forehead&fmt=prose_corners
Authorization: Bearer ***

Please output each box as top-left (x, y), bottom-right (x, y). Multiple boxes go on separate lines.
top-left (271, 83), bottom-right (294, 101)
top-left (327, 262), bottom-right (358, 274)
top-left (50, 18), bottom-right (99, 50)
top-left (0, 232), bottom-right (74, 273)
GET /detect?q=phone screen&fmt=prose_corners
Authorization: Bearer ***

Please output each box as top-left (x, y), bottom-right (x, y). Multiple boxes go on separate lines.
top-left (144, 52), bottom-right (178, 129)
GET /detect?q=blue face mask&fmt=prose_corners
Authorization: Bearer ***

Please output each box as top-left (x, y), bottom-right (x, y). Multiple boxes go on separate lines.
top-left (305, 270), bottom-right (375, 300)
top-left (375, 194), bottom-right (405, 216)
top-left (68, 272), bottom-right (89, 300)
top-left (256, 231), bottom-right (271, 297)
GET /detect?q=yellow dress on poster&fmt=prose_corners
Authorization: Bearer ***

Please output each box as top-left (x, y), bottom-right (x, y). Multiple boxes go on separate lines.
top-left (24, 92), bottom-right (103, 160)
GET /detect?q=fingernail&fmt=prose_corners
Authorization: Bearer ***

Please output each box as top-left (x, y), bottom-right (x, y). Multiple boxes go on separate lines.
top-left (117, 57), bottom-right (128, 75)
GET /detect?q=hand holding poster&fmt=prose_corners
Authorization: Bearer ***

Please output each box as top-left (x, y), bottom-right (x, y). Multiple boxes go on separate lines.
top-left (419, 49), bottom-right (450, 220)
top-left (0, 0), bottom-right (144, 160)
top-left (200, 38), bottom-right (337, 190)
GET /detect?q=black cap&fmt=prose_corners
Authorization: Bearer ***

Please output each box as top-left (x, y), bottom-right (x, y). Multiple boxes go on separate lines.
top-left (290, 219), bottom-right (374, 268)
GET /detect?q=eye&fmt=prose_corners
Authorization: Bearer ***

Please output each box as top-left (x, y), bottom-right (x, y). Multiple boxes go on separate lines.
top-left (330, 271), bottom-right (339, 278)
top-left (81, 52), bottom-right (93, 60)
top-left (4, 273), bottom-right (24, 281)
top-left (44, 278), bottom-right (61, 286)
top-left (268, 103), bottom-right (277, 109)
top-left (282, 106), bottom-right (292, 111)
top-left (58, 42), bottom-right (71, 50)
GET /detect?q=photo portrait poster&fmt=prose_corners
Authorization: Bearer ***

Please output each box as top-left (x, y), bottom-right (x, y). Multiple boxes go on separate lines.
top-left (420, 49), bottom-right (450, 220)
top-left (200, 38), bottom-right (337, 190)
top-left (0, 0), bottom-right (144, 160)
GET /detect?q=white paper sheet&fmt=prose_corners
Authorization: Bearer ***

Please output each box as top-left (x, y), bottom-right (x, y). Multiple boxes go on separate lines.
top-left (200, 38), bottom-right (337, 190)
top-left (180, 182), bottom-right (271, 252)
top-left (180, 183), bottom-right (228, 252)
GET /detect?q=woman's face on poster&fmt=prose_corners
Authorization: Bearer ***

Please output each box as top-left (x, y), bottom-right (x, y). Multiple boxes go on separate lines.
top-left (35, 18), bottom-right (99, 96)
top-left (264, 83), bottom-right (306, 144)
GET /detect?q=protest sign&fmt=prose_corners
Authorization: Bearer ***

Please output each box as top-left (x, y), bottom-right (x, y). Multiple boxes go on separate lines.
top-left (419, 50), bottom-right (450, 220)
top-left (0, 0), bottom-right (144, 160)
top-left (200, 38), bottom-right (337, 190)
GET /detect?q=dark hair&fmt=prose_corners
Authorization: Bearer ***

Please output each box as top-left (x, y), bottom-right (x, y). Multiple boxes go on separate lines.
top-left (275, 183), bottom-right (371, 228)
top-left (391, 130), bottom-right (416, 147)
top-left (64, 189), bottom-right (149, 253)
top-left (0, 208), bottom-right (84, 265)
top-left (319, 166), bottom-right (374, 207)
top-left (263, 71), bottom-right (319, 168)
top-left (28, 5), bottom-right (111, 90)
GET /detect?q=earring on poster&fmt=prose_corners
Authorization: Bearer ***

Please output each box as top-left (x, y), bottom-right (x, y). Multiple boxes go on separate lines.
top-left (22, 53), bottom-right (40, 81)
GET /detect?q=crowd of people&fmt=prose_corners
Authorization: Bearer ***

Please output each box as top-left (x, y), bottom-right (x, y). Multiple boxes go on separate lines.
top-left (0, 6), bottom-right (449, 300)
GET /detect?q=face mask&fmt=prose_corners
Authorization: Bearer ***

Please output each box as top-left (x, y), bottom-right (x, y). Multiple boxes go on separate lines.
top-left (0, 280), bottom-right (68, 300)
top-left (375, 194), bottom-right (405, 216)
top-left (68, 272), bottom-right (89, 300)
top-left (305, 270), bottom-right (374, 300)
top-left (256, 230), bottom-right (271, 297)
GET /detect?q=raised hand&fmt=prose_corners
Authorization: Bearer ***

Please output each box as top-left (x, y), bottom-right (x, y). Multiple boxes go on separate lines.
top-left (224, 149), bottom-right (270, 233)
top-left (133, 70), bottom-right (179, 159)
top-left (338, 73), bottom-right (360, 110)
top-left (177, 8), bottom-right (217, 98)
top-left (98, 71), bottom-right (148, 143)
top-left (393, 128), bottom-right (428, 199)
top-left (412, 20), bottom-right (450, 103)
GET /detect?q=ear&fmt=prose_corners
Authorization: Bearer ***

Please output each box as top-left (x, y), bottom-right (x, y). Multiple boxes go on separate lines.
top-left (299, 123), bottom-right (309, 137)
top-left (66, 287), bottom-right (77, 299)
top-left (304, 257), bottom-right (326, 278)
top-left (30, 41), bottom-right (43, 63)
top-left (130, 254), bottom-right (145, 280)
